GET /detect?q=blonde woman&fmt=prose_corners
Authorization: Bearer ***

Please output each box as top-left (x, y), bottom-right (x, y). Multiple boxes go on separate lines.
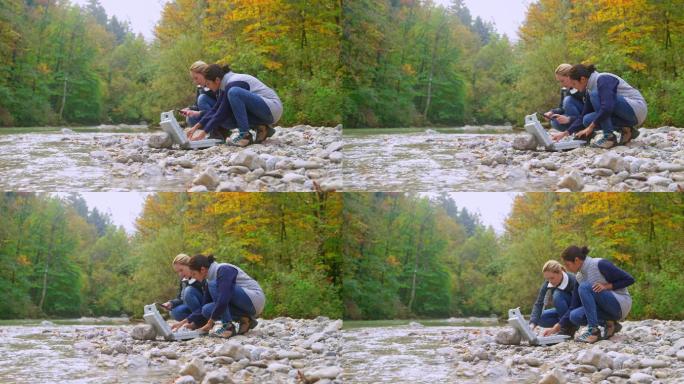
top-left (542, 64), bottom-right (585, 132)
top-left (160, 253), bottom-right (205, 322)
top-left (529, 260), bottom-right (577, 335)
top-left (180, 61), bottom-right (218, 126)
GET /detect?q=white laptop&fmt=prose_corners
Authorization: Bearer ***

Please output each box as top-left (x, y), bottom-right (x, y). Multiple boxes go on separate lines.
top-left (507, 307), bottom-right (570, 346)
top-left (524, 113), bottom-right (587, 151)
top-left (159, 111), bottom-right (223, 150)
top-left (143, 304), bottom-right (201, 341)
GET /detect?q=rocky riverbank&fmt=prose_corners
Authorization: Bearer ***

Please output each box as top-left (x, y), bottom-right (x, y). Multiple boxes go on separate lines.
top-left (342, 320), bottom-right (684, 383)
top-left (88, 125), bottom-right (343, 192)
top-left (343, 127), bottom-right (684, 192)
top-left (73, 317), bottom-right (343, 384)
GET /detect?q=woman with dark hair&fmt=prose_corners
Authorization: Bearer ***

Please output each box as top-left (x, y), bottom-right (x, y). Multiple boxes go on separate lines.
top-left (171, 254), bottom-right (265, 338)
top-left (544, 246), bottom-right (635, 344)
top-left (185, 64), bottom-right (283, 147)
top-left (551, 64), bottom-right (647, 149)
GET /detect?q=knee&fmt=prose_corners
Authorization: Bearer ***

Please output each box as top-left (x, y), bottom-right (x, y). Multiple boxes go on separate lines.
top-left (582, 114), bottom-right (594, 127)
top-left (569, 308), bottom-right (584, 325)
top-left (201, 304), bottom-right (213, 319)
top-left (170, 306), bottom-right (184, 321)
top-left (227, 86), bottom-right (245, 99)
top-left (579, 282), bottom-right (593, 292)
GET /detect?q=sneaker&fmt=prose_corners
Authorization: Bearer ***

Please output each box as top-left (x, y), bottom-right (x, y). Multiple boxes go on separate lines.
top-left (559, 325), bottom-right (578, 339)
top-left (591, 132), bottom-right (620, 149)
top-left (237, 316), bottom-right (258, 335)
top-left (255, 125), bottom-right (276, 144)
top-left (231, 132), bottom-right (253, 147)
top-left (605, 320), bottom-right (622, 339)
top-left (576, 326), bottom-right (601, 343)
top-left (210, 323), bottom-right (236, 339)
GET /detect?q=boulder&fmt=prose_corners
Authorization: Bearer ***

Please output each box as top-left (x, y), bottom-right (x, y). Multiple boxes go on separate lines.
top-left (303, 366), bottom-right (342, 381)
top-left (179, 358), bottom-right (206, 382)
top-left (495, 329), bottom-right (521, 345)
top-left (512, 134), bottom-right (538, 151)
top-left (130, 324), bottom-right (156, 340)
top-left (557, 171), bottom-right (584, 192)
top-left (230, 150), bottom-right (265, 171)
top-left (148, 132), bottom-right (173, 149)
top-left (212, 342), bottom-right (249, 361)
top-left (193, 167), bottom-right (220, 189)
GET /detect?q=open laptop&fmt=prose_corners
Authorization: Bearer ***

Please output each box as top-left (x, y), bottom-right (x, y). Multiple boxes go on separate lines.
top-left (143, 303), bottom-right (201, 341)
top-left (524, 113), bottom-right (587, 151)
top-left (159, 111), bottom-right (223, 150)
top-left (507, 307), bottom-right (570, 346)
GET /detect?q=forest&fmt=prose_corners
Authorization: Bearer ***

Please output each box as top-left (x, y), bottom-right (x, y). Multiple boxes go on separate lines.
top-left (342, 193), bottom-right (684, 320)
top-left (0, 192), bottom-right (343, 319)
top-left (343, 0), bottom-right (684, 128)
top-left (0, 0), bottom-right (341, 127)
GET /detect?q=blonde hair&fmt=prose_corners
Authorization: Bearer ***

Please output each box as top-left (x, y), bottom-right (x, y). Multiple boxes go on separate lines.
top-left (173, 253), bottom-right (191, 266)
top-left (542, 260), bottom-right (565, 274)
top-left (189, 61), bottom-right (208, 74)
top-left (555, 63), bottom-right (572, 77)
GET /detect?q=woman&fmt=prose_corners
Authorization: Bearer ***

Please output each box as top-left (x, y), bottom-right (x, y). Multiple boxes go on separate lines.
top-left (180, 61), bottom-right (217, 127)
top-left (529, 260), bottom-right (576, 330)
top-left (545, 246), bottom-right (635, 344)
top-left (160, 253), bottom-right (205, 322)
top-left (171, 254), bottom-right (265, 338)
top-left (186, 64), bottom-right (282, 147)
top-left (542, 64), bottom-right (584, 132)
top-left (551, 64), bottom-right (648, 149)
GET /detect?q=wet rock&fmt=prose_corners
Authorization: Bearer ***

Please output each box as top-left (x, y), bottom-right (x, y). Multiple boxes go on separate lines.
top-left (513, 134), bottom-right (538, 151)
top-left (61, 128), bottom-right (76, 134)
top-left (130, 324), bottom-right (156, 340)
top-left (180, 358), bottom-right (206, 382)
top-left (495, 329), bottom-right (521, 345)
top-left (193, 167), bottom-right (220, 189)
top-left (230, 150), bottom-right (265, 171)
top-left (148, 133), bottom-right (173, 149)
top-left (303, 366), bottom-right (342, 381)
top-left (557, 171), bottom-right (584, 191)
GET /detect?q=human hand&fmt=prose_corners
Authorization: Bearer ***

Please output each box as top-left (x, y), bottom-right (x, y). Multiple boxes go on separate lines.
top-left (542, 324), bottom-right (560, 336)
top-left (592, 282), bottom-right (612, 292)
top-left (543, 111), bottom-right (553, 120)
top-left (181, 109), bottom-right (200, 118)
top-left (160, 302), bottom-right (172, 311)
top-left (170, 320), bottom-right (186, 331)
top-left (554, 115), bottom-right (570, 124)
top-left (190, 130), bottom-right (207, 141)
top-left (576, 125), bottom-right (594, 139)
top-left (551, 131), bottom-right (569, 142)
top-left (198, 319), bottom-right (214, 333)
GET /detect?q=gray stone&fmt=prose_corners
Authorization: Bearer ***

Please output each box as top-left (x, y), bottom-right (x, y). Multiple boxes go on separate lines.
top-left (628, 372), bottom-right (654, 383)
top-left (329, 151), bottom-right (343, 163)
top-left (230, 150), bottom-right (265, 171)
top-left (640, 358), bottom-right (668, 368)
top-left (61, 128), bottom-right (76, 134)
top-left (293, 160), bottom-right (322, 169)
top-left (495, 329), bottom-right (521, 345)
top-left (578, 348), bottom-right (613, 370)
top-left (148, 132), bottom-right (173, 149)
top-left (303, 366), bottom-right (342, 381)
top-left (282, 173), bottom-right (307, 184)
top-left (90, 151), bottom-right (111, 160)
top-left (557, 171), bottom-right (584, 192)
top-left (646, 175), bottom-right (672, 186)
top-left (276, 350), bottom-right (305, 360)
top-left (513, 134), bottom-right (538, 151)
top-left (224, 166), bottom-right (250, 175)
top-left (594, 153), bottom-right (627, 173)
top-left (275, 159), bottom-right (295, 170)
top-left (538, 368), bottom-right (566, 384)
top-left (201, 370), bottom-right (234, 384)
top-left (180, 358), bottom-right (206, 381)
top-left (575, 364), bottom-right (597, 373)
top-left (130, 324), bottom-right (156, 340)
top-left (319, 178), bottom-right (342, 192)
top-left (216, 182), bottom-right (244, 192)
top-left (677, 349), bottom-right (684, 361)
top-left (193, 167), bottom-right (220, 189)
top-left (524, 357), bottom-right (543, 367)
top-left (325, 141), bottom-right (344, 154)
top-left (657, 163), bottom-right (684, 172)
top-left (188, 185), bottom-right (208, 192)
top-left (213, 342), bottom-right (249, 361)
top-left (266, 363), bottom-right (290, 373)
top-left (175, 376), bottom-right (197, 384)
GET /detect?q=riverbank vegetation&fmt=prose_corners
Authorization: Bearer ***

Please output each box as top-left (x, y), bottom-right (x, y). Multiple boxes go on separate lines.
top-left (342, 193), bottom-right (684, 320)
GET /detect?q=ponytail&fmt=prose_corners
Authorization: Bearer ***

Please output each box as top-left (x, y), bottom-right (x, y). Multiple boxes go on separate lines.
top-left (568, 64), bottom-right (596, 81)
top-left (188, 254), bottom-right (216, 271)
top-left (561, 245), bottom-right (590, 261)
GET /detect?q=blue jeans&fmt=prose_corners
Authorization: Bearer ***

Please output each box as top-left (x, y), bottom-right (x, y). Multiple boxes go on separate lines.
top-left (226, 87), bottom-right (274, 134)
top-left (569, 282), bottom-right (622, 327)
top-left (537, 289), bottom-right (572, 328)
top-left (582, 91), bottom-right (638, 136)
top-left (170, 286), bottom-right (203, 321)
top-left (201, 281), bottom-right (256, 323)
top-left (188, 94), bottom-right (217, 126)
top-left (551, 96), bottom-right (584, 132)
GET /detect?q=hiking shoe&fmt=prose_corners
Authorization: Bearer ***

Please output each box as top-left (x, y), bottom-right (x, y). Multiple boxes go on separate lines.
top-left (605, 320), bottom-right (622, 339)
top-left (231, 132), bottom-right (253, 147)
top-left (620, 127), bottom-right (633, 145)
top-left (210, 323), bottom-right (236, 339)
top-left (237, 316), bottom-right (258, 335)
top-left (591, 132), bottom-right (620, 149)
top-left (559, 325), bottom-right (578, 339)
top-left (576, 326), bottom-right (602, 343)
top-left (255, 125), bottom-right (276, 144)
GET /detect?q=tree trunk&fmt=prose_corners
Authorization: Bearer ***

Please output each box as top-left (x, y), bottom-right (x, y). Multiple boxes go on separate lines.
top-left (58, 76), bottom-right (67, 120)
top-left (38, 219), bottom-right (57, 312)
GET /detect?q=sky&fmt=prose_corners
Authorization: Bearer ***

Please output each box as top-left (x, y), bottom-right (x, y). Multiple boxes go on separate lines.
top-left (441, 192), bottom-right (518, 233)
top-left (71, 0), bottom-right (530, 42)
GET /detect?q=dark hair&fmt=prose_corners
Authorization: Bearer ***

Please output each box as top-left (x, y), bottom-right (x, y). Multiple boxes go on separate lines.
top-left (568, 64), bottom-right (597, 81)
top-left (188, 254), bottom-right (216, 271)
top-left (202, 64), bottom-right (231, 82)
top-left (561, 245), bottom-right (590, 261)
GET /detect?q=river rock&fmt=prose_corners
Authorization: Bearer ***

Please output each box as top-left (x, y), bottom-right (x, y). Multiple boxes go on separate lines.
top-left (230, 150), bottom-right (265, 171)
top-left (213, 342), bottom-right (249, 361)
top-left (61, 128), bottom-right (76, 134)
top-left (282, 173), bottom-right (307, 184)
top-left (216, 181), bottom-right (244, 192)
top-left (266, 362), bottom-right (290, 373)
top-left (324, 141), bottom-right (344, 154)
top-left (676, 349), bottom-right (684, 361)
top-left (224, 166), bottom-right (250, 175)
top-left (90, 150), bottom-right (111, 161)
top-left (130, 324), bottom-right (156, 340)
top-left (180, 358), bottom-right (206, 381)
top-left (303, 366), bottom-right (342, 381)
top-left (193, 167), bottom-right (220, 189)
top-left (640, 358), bottom-right (668, 368)
top-left (646, 175), bottom-right (672, 187)
top-left (201, 370), bottom-right (234, 384)
top-left (175, 376), bottom-right (197, 384)
top-left (594, 152), bottom-right (628, 172)
top-left (329, 151), bottom-right (343, 163)
top-left (578, 348), bottom-right (613, 370)
top-left (188, 185), bottom-right (208, 192)
top-left (538, 368), bottom-right (566, 384)
top-left (513, 134), bottom-right (538, 151)
top-left (557, 171), bottom-right (584, 191)
top-left (148, 132), bottom-right (173, 149)
top-left (495, 329), bottom-right (521, 345)
top-left (628, 372), bottom-right (655, 383)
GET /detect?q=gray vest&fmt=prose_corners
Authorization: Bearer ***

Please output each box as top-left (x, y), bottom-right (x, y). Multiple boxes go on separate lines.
top-left (577, 256), bottom-right (631, 320)
top-left (207, 262), bottom-right (266, 316)
top-left (587, 72), bottom-right (647, 126)
top-left (221, 72), bottom-right (283, 123)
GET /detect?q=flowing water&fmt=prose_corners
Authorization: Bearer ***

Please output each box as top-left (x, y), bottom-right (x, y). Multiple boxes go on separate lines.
top-left (0, 126), bottom-right (187, 191)
top-left (343, 128), bottom-right (557, 192)
top-left (0, 319), bottom-right (174, 384)
top-left (340, 318), bottom-right (540, 384)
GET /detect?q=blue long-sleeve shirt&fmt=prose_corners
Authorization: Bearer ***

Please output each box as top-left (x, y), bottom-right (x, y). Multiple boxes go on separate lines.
top-left (559, 259), bottom-right (635, 327)
top-left (186, 265), bottom-right (239, 325)
top-left (567, 75), bottom-right (620, 134)
top-left (197, 80), bottom-right (250, 134)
